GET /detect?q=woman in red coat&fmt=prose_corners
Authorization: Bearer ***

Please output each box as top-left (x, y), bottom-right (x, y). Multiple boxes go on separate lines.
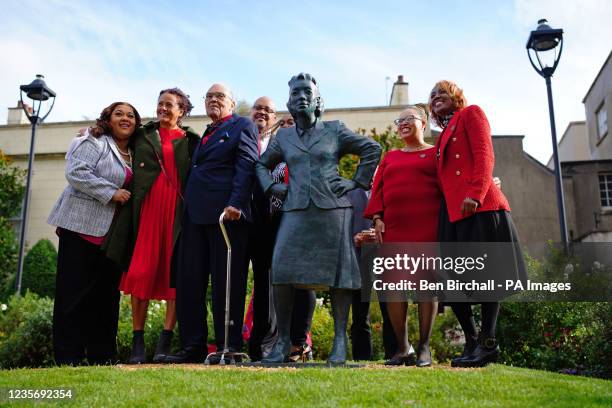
top-left (364, 104), bottom-right (440, 367)
top-left (430, 80), bottom-right (525, 367)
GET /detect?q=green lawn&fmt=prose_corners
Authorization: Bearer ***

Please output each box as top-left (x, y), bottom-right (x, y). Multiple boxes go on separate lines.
top-left (0, 363), bottom-right (610, 407)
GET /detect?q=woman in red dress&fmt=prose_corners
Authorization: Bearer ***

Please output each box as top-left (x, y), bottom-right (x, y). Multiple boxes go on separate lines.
top-left (105, 88), bottom-right (200, 364)
top-left (364, 104), bottom-right (440, 367)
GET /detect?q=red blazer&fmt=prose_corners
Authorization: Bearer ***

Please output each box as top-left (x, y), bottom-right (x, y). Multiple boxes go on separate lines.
top-left (436, 105), bottom-right (510, 223)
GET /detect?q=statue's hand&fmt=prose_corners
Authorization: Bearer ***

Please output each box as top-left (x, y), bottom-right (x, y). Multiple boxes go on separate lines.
top-left (330, 177), bottom-right (357, 197)
top-left (270, 183), bottom-right (288, 199)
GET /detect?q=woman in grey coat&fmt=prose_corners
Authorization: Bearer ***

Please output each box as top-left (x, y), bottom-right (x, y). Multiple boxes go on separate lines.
top-left (48, 102), bottom-right (141, 365)
top-left (256, 73), bottom-right (381, 363)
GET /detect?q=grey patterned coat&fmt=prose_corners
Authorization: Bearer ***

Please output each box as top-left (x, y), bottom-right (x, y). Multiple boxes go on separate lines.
top-left (47, 132), bottom-right (127, 236)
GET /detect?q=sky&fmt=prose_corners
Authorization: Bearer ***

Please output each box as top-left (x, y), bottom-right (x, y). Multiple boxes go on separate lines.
top-left (0, 0), bottom-right (610, 164)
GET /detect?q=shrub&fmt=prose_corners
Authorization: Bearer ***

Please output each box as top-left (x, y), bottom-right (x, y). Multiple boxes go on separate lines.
top-left (498, 301), bottom-right (611, 378)
top-left (0, 292), bottom-right (54, 368)
top-left (3, 239), bottom-right (58, 300)
top-left (21, 239), bottom-right (57, 298)
top-left (310, 301), bottom-right (334, 360)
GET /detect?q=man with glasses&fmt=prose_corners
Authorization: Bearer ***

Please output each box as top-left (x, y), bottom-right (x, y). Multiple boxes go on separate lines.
top-left (246, 96), bottom-right (279, 361)
top-left (167, 83), bottom-right (258, 364)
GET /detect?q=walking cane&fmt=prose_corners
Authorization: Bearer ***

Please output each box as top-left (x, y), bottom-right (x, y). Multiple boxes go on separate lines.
top-left (204, 211), bottom-right (250, 365)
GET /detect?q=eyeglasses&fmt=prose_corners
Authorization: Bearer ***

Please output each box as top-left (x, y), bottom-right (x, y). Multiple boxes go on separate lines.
top-left (394, 116), bottom-right (422, 126)
top-left (252, 105), bottom-right (275, 114)
top-left (205, 92), bottom-right (227, 101)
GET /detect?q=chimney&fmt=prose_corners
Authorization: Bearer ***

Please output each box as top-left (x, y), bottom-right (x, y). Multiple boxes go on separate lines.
top-left (389, 75), bottom-right (409, 106)
top-left (7, 101), bottom-right (31, 125)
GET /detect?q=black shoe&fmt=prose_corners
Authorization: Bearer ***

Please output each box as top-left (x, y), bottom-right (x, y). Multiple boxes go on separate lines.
top-left (164, 347), bottom-right (204, 364)
top-left (455, 338), bottom-right (500, 368)
top-left (384, 345), bottom-right (416, 366)
top-left (450, 336), bottom-right (478, 367)
top-left (152, 330), bottom-right (173, 363)
top-left (416, 344), bottom-right (432, 367)
top-left (128, 333), bottom-right (146, 365)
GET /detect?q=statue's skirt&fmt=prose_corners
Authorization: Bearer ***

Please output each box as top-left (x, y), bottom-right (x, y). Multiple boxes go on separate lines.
top-left (271, 203), bottom-right (361, 290)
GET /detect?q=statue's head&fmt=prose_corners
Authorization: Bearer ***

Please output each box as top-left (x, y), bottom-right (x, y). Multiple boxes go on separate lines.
top-left (287, 73), bottom-right (324, 120)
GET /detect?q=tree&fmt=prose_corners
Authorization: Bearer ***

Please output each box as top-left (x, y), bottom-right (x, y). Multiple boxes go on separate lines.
top-left (338, 126), bottom-right (404, 179)
top-left (235, 99), bottom-right (252, 116)
top-left (0, 151), bottom-right (25, 219)
top-left (0, 150), bottom-right (25, 298)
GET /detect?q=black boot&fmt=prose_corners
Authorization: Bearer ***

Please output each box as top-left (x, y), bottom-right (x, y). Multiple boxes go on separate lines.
top-left (450, 335), bottom-right (477, 367)
top-left (128, 330), bottom-right (146, 364)
top-left (328, 289), bottom-right (352, 365)
top-left (262, 285), bottom-right (294, 364)
top-left (455, 337), bottom-right (500, 368)
top-left (152, 330), bottom-right (173, 363)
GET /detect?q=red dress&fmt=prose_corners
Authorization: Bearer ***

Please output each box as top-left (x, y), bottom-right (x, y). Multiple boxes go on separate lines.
top-left (364, 148), bottom-right (441, 242)
top-left (119, 128), bottom-right (184, 300)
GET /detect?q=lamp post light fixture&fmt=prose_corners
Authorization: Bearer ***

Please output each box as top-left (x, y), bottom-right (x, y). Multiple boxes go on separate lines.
top-left (15, 74), bottom-right (56, 295)
top-left (526, 19), bottom-right (569, 252)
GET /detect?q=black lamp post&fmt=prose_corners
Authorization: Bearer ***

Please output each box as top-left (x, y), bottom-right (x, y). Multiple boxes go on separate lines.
top-left (526, 19), bottom-right (569, 251)
top-left (15, 74), bottom-right (56, 294)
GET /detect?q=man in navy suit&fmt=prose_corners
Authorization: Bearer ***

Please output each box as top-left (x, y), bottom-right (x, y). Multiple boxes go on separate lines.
top-left (166, 83), bottom-right (258, 364)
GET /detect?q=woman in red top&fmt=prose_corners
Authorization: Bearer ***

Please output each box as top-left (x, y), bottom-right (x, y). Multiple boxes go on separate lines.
top-left (106, 88), bottom-right (200, 364)
top-left (430, 80), bottom-right (525, 368)
top-left (364, 104), bottom-right (440, 367)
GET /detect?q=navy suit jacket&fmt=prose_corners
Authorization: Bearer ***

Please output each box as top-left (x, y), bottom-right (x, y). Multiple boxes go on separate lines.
top-left (346, 188), bottom-right (372, 240)
top-left (184, 113), bottom-right (259, 225)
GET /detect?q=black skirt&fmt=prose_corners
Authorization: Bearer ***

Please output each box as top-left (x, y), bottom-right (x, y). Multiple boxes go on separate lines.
top-left (437, 199), bottom-right (528, 305)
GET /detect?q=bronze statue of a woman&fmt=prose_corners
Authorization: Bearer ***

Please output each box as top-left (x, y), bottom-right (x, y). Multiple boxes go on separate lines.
top-left (256, 73), bottom-right (381, 363)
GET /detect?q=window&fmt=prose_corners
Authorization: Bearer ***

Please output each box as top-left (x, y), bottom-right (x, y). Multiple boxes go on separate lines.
top-left (596, 103), bottom-right (607, 139)
top-left (598, 173), bottom-right (612, 209)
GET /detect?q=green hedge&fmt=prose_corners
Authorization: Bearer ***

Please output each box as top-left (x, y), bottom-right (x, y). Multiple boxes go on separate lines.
top-left (0, 291), bottom-right (54, 368)
top-left (2, 238), bottom-right (58, 301)
top-left (0, 290), bottom-right (609, 378)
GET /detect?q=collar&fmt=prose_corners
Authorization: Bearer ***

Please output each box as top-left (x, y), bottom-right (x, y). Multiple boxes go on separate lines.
top-left (205, 114), bottom-right (233, 135)
top-left (296, 117), bottom-right (324, 137)
top-left (440, 111), bottom-right (456, 129)
top-left (209, 113), bottom-right (233, 127)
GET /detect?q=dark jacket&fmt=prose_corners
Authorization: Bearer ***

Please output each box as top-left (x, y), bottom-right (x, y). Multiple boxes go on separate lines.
top-left (184, 113), bottom-right (259, 225)
top-left (103, 121), bottom-right (200, 270)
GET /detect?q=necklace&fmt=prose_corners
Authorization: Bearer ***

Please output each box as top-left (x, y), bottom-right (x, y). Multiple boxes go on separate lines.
top-left (401, 144), bottom-right (431, 153)
top-left (116, 146), bottom-right (132, 168)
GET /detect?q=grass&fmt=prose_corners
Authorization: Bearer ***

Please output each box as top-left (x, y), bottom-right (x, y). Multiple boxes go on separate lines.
top-left (0, 363), bottom-right (610, 407)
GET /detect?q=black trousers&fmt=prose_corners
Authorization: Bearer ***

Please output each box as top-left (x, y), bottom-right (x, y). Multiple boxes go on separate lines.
top-left (53, 229), bottom-right (121, 365)
top-left (247, 214), bottom-right (278, 360)
top-left (378, 301), bottom-right (398, 359)
top-left (176, 213), bottom-right (249, 351)
top-left (351, 290), bottom-right (373, 360)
